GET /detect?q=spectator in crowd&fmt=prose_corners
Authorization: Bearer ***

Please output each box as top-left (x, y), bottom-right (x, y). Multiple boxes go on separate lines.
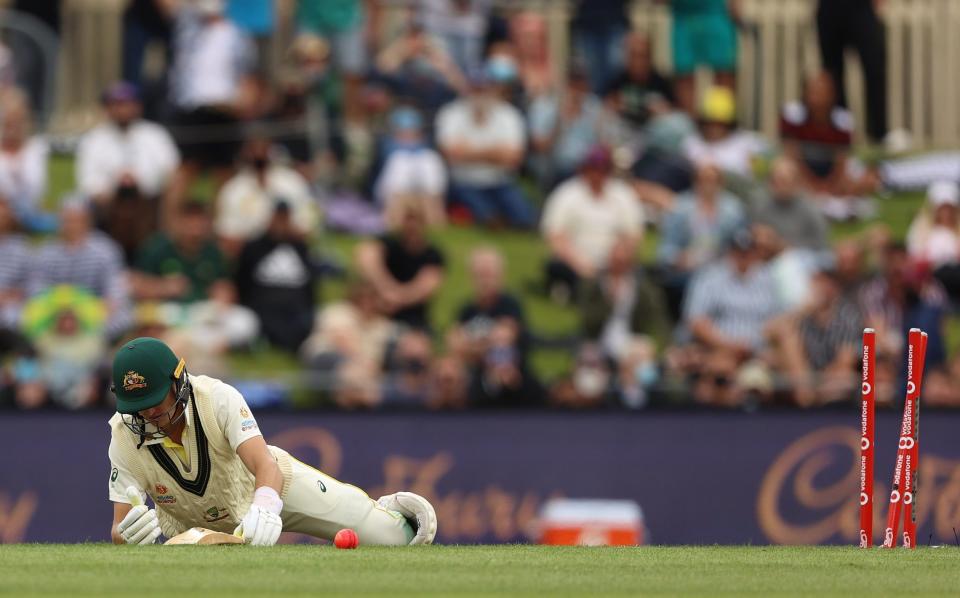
top-left (28, 197), bottom-right (132, 339)
top-left (570, 0), bottom-right (631, 94)
top-left (816, 0), bottom-right (886, 144)
top-left (906, 181), bottom-right (960, 300)
top-left (165, 0), bottom-right (256, 223)
top-left (381, 329), bottom-right (435, 408)
top-left (614, 336), bottom-right (659, 409)
top-left (437, 70), bottom-right (533, 228)
top-left (355, 201), bottom-right (446, 331)
top-left (418, 0), bottom-right (493, 75)
top-left (780, 71), bottom-right (877, 220)
top-left (0, 196), bottom-right (29, 329)
top-left (447, 247), bottom-right (541, 407)
top-left (0, 90), bottom-right (52, 232)
top-left (235, 202), bottom-right (317, 352)
top-left (834, 238), bottom-right (866, 298)
top-left (603, 31), bottom-right (675, 129)
top-left (300, 278), bottom-right (398, 408)
top-left (582, 237), bottom-right (671, 363)
top-left (682, 86), bottom-right (768, 182)
top-left (679, 229), bottom-right (782, 405)
top-left (657, 161), bottom-right (744, 317)
top-left (122, 0), bottom-right (174, 93)
top-left (0, 194), bottom-right (41, 407)
top-left (752, 223), bottom-right (816, 312)
top-left (767, 262), bottom-right (863, 407)
top-left (374, 23), bottom-right (466, 117)
top-left (528, 66), bottom-right (604, 190)
top-left (28, 299), bottom-right (108, 410)
top-left (296, 0), bottom-right (377, 125)
top-left (131, 200), bottom-right (258, 350)
top-left (923, 354), bottom-right (960, 408)
top-left (216, 134), bottom-right (319, 256)
top-left (668, 0), bottom-right (741, 114)
top-left (426, 355), bottom-right (470, 410)
top-left (509, 11), bottom-right (553, 100)
top-left (541, 145), bottom-right (644, 303)
top-left (860, 241), bottom-right (948, 373)
top-left (750, 157), bottom-right (829, 252)
top-left (374, 106), bottom-right (447, 228)
top-left (76, 82), bottom-right (180, 262)
top-left (550, 342), bottom-right (615, 409)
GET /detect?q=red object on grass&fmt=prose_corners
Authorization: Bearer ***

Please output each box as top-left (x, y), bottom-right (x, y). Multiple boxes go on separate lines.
top-left (334, 528), bottom-right (359, 549)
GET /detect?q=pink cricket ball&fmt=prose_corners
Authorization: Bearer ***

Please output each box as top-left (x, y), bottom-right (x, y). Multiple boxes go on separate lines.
top-left (334, 528), bottom-right (359, 549)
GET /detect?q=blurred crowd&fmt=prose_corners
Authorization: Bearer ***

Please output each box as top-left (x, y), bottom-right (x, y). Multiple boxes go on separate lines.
top-left (1, 0), bottom-right (958, 411)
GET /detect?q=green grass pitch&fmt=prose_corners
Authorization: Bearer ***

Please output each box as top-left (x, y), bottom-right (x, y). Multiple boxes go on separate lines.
top-left (2, 545), bottom-right (960, 596)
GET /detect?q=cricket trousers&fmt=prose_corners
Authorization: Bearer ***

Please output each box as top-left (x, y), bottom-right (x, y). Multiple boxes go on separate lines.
top-left (280, 458), bottom-right (415, 545)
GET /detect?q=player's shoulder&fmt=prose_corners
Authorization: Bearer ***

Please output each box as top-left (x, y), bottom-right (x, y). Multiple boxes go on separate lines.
top-left (189, 373), bottom-right (243, 405)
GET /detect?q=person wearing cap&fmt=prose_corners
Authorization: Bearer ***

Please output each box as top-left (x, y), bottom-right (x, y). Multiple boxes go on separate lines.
top-left (681, 85), bottom-right (769, 180)
top-left (374, 106), bottom-right (447, 228)
top-left (528, 65), bottom-right (605, 189)
top-left (107, 336), bottom-right (438, 546)
top-left (541, 145), bottom-right (644, 303)
top-left (906, 180), bottom-right (960, 300)
top-left (436, 68), bottom-right (534, 228)
top-left (76, 81), bottom-right (180, 261)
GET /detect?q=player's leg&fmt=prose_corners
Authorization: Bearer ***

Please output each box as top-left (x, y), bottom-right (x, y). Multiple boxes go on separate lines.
top-left (279, 458), bottom-right (415, 545)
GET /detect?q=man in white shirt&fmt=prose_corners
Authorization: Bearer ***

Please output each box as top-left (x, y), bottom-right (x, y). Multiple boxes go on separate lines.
top-left (108, 336), bottom-right (437, 546)
top-left (165, 0), bottom-right (255, 226)
top-left (216, 136), bottom-right (318, 257)
top-left (436, 72), bottom-right (534, 228)
top-left (76, 82), bottom-right (179, 261)
top-left (541, 146), bottom-right (644, 302)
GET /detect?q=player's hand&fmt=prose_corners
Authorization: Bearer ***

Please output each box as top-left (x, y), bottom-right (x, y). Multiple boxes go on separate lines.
top-left (235, 487), bottom-right (284, 546)
top-left (236, 504), bottom-right (282, 546)
top-left (117, 486), bottom-right (161, 545)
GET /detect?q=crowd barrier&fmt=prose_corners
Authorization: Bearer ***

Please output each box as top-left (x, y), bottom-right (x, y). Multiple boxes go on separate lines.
top-left (3, 410), bottom-right (960, 545)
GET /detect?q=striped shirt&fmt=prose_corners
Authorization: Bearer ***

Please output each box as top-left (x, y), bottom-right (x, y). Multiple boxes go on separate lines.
top-left (0, 234), bottom-right (31, 327)
top-left (28, 232), bottom-right (132, 336)
top-left (799, 299), bottom-right (863, 370)
top-left (683, 259), bottom-right (782, 349)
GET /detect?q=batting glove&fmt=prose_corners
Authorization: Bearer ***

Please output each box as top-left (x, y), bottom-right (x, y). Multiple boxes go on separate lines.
top-left (377, 491), bottom-right (438, 545)
top-left (117, 486), bottom-right (162, 545)
top-left (236, 487), bottom-right (283, 546)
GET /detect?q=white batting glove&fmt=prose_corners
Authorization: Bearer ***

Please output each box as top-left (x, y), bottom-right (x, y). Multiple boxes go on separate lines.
top-left (235, 487), bottom-right (283, 546)
top-left (117, 486), bottom-right (162, 545)
top-left (377, 491), bottom-right (438, 545)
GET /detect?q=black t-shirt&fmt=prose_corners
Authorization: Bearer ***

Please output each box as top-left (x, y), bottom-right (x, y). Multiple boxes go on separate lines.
top-left (603, 70), bottom-right (675, 126)
top-left (235, 234), bottom-right (316, 350)
top-left (382, 236), bottom-right (445, 329)
top-left (457, 293), bottom-right (528, 356)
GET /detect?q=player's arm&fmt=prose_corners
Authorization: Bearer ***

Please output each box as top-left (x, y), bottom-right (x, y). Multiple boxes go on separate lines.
top-left (108, 439), bottom-right (161, 545)
top-left (237, 436), bottom-right (283, 497)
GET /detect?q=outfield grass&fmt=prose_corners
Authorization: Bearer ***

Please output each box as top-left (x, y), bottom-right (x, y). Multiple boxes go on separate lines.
top-left (1, 545), bottom-right (958, 596)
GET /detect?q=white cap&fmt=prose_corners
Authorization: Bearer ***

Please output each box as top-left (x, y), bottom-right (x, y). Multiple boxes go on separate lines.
top-left (927, 180), bottom-right (960, 207)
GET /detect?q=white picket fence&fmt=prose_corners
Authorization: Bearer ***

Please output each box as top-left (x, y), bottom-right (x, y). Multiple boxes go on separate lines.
top-left (631, 0), bottom-right (960, 147)
top-left (11, 0), bottom-right (960, 147)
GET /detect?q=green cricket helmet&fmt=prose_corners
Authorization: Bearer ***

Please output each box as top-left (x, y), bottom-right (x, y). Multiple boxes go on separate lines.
top-left (112, 337), bottom-right (191, 443)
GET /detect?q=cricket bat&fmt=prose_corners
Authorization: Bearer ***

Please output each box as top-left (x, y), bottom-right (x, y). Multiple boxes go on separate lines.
top-left (164, 527), bottom-right (245, 546)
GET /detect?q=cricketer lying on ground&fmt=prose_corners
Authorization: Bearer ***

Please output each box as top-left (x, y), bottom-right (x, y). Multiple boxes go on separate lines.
top-left (108, 337), bottom-right (437, 546)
